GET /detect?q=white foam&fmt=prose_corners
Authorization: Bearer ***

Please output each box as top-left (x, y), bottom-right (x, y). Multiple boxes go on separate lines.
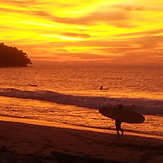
top-left (0, 88), bottom-right (163, 115)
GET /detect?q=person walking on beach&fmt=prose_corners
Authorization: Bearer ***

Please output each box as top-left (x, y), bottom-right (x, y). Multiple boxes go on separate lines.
top-left (115, 120), bottom-right (123, 136)
top-left (115, 105), bottom-right (124, 136)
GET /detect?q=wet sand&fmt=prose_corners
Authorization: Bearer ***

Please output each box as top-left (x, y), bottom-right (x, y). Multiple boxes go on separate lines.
top-left (0, 116), bottom-right (163, 163)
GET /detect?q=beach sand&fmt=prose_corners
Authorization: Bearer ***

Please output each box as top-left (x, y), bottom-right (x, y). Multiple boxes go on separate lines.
top-left (0, 116), bottom-right (163, 163)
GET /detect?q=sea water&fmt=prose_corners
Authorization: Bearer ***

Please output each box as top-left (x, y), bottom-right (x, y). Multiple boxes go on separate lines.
top-left (0, 62), bottom-right (163, 136)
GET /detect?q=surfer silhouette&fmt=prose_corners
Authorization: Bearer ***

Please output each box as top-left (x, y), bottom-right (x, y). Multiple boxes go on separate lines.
top-left (115, 105), bottom-right (124, 136)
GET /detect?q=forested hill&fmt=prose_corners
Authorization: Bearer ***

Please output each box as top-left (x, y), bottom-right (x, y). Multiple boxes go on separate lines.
top-left (0, 43), bottom-right (32, 67)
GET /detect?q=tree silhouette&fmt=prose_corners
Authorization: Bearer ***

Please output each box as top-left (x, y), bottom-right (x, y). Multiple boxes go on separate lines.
top-left (0, 43), bottom-right (32, 67)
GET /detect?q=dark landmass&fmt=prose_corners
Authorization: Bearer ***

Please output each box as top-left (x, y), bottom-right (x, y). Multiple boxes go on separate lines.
top-left (0, 42), bottom-right (32, 67)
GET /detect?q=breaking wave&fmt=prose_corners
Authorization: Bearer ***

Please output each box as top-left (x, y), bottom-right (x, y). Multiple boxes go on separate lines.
top-left (0, 88), bottom-right (163, 115)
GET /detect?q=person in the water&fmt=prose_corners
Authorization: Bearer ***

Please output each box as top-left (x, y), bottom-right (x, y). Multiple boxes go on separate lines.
top-left (100, 86), bottom-right (103, 91)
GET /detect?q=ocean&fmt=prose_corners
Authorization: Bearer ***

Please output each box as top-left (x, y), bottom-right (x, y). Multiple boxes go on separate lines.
top-left (0, 62), bottom-right (163, 136)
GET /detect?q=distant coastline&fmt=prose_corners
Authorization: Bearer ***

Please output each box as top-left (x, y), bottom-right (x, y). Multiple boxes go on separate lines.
top-left (0, 43), bottom-right (32, 67)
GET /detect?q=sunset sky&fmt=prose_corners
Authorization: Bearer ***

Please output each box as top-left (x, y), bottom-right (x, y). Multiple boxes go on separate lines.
top-left (1, 0), bottom-right (163, 64)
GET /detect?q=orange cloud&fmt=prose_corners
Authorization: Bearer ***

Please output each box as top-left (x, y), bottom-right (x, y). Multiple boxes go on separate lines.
top-left (61, 32), bottom-right (90, 38)
top-left (114, 29), bottom-right (163, 37)
top-left (30, 9), bottom-right (129, 27)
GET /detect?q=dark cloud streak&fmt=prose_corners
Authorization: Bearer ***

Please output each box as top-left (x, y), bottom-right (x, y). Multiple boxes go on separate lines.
top-left (114, 29), bottom-right (163, 37)
top-left (2, 0), bottom-right (36, 7)
top-left (61, 32), bottom-right (90, 38)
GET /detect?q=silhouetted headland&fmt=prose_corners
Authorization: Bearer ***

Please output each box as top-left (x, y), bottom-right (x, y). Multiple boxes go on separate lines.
top-left (0, 42), bottom-right (32, 67)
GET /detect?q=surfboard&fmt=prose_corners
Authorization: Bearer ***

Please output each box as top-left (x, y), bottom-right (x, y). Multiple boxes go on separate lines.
top-left (99, 107), bottom-right (145, 123)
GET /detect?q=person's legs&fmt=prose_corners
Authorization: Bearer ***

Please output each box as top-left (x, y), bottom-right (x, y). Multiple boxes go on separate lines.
top-left (120, 128), bottom-right (124, 136)
top-left (116, 129), bottom-right (120, 136)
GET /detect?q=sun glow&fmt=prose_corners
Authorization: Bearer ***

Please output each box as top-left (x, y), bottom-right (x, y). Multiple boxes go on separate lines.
top-left (1, 0), bottom-right (163, 64)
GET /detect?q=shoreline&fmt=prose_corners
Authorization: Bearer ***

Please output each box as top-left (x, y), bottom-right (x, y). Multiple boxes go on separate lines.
top-left (0, 116), bottom-right (163, 140)
top-left (0, 116), bottom-right (163, 162)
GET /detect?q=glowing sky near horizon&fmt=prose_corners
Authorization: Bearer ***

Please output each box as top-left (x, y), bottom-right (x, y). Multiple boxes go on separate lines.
top-left (1, 0), bottom-right (163, 64)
